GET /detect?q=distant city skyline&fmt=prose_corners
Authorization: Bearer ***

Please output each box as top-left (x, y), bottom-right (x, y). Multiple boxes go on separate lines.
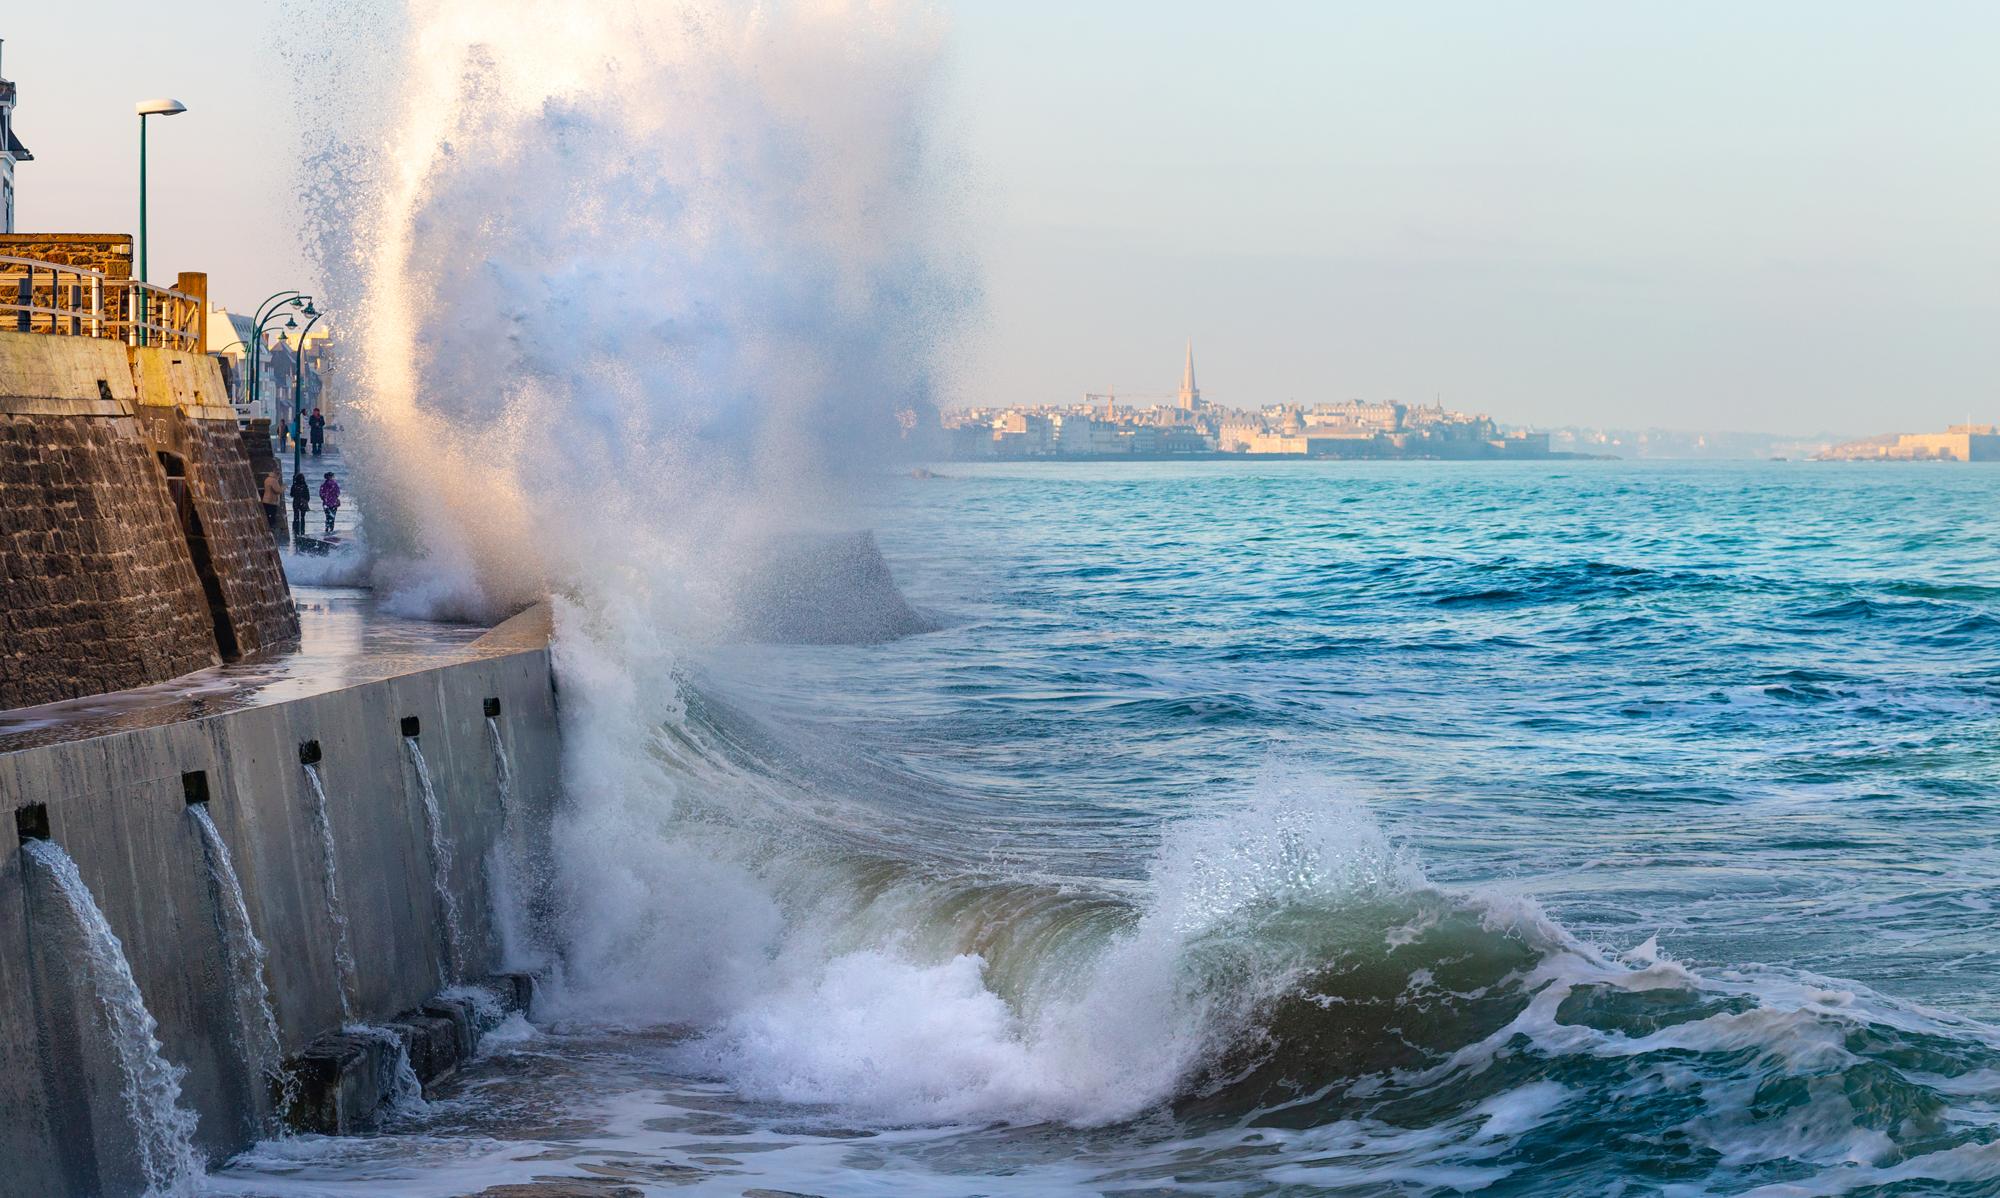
top-left (6, 3), bottom-right (2000, 436)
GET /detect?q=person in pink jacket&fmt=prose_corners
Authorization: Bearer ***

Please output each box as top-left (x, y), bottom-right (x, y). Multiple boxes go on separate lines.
top-left (318, 473), bottom-right (341, 533)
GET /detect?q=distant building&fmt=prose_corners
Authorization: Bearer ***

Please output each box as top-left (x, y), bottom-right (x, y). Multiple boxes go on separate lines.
top-left (0, 42), bottom-right (32, 234)
top-left (206, 305), bottom-right (258, 411)
top-left (940, 342), bottom-right (1552, 461)
top-left (1819, 424), bottom-right (1999, 462)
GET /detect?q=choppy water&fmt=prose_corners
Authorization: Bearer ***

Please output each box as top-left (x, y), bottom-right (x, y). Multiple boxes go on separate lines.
top-left (211, 461), bottom-right (2000, 1197)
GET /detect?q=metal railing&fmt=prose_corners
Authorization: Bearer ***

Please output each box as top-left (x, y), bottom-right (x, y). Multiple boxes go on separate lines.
top-left (112, 279), bottom-right (202, 352)
top-left (0, 255), bottom-right (202, 352)
top-left (0, 255), bottom-right (105, 338)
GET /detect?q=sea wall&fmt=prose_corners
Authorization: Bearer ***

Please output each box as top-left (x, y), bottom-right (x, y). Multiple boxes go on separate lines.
top-left (0, 329), bottom-right (298, 707)
top-left (0, 606), bottom-right (560, 1197)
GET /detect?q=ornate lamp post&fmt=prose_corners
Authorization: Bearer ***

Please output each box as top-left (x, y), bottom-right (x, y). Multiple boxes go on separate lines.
top-left (290, 308), bottom-right (327, 478)
top-left (248, 291), bottom-right (312, 418)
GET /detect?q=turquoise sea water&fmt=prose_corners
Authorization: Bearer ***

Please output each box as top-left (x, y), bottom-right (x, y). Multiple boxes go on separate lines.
top-left (215, 461), bottom-right (2000, 1197)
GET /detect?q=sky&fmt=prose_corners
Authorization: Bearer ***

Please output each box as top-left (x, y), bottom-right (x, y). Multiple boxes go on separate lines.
top-left (7, 2), bottom-right (1998, 435)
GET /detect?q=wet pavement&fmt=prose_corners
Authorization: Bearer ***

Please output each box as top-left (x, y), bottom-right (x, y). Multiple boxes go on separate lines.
top-left (0, 587), bottom-right (500, 754)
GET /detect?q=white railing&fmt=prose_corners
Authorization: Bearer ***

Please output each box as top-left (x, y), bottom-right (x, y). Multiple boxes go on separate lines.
top-left (0, 255), bottom-right (105, 339)
top-left (114, 280), bottom-right (202, 353)
top-left (0, 255), bottom-right (202, 353)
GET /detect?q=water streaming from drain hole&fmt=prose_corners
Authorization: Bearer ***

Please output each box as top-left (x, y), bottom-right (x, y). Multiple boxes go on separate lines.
top-left (485, 716), bottom-right (512, 819)
top-left (482, 714), bottom-right (538, 971)
top-left (404, 737), bottom-right (462, 983)
top-left (187, 805), bottom-right (292, 1129)
top-left (301, 763), bottom-right (358, 1022)
top-left (345, 1025), bottom-right (429, 1118)
top-left (22, 838), bottom-right (203, 1197)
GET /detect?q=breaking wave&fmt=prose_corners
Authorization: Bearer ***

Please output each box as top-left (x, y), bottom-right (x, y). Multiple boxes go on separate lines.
top-left (532, 595), bottom-right (2000, 1195)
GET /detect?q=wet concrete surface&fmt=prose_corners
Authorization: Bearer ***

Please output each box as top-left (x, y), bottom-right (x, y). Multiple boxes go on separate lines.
top-left (0, 586), bottom-right (497, 754)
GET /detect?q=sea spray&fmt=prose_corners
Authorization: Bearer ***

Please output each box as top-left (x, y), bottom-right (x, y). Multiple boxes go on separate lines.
top-left (188, 805), bottom-right (293, 1128)
top-left (302, 762), bottom-right (359, 1021)
top-left (22, 839), bottom-right (203, 1196)
top-left (405, 736), bottom-right (463, 983)
top-left (296, 0), bottom-right (969, 619)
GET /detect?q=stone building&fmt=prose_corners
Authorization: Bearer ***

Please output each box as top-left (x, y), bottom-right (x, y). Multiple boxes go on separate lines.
top-left (0, 43), bottom-right (28, 234)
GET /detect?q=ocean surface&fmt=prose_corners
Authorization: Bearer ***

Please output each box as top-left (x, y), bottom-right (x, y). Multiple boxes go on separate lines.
top-left (211, 461), bottom-right (2000, 1197)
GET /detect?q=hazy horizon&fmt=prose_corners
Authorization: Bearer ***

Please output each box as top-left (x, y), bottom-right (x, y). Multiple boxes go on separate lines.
top-left (6, 2), bottom-right (1997, 437)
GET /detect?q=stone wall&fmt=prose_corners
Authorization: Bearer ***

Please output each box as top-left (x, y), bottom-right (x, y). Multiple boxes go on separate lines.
top-left (128, 346), bottom-right (299, 661)
top-left (0, 411), bottom-right (219, 703)
top-left (0, 331), bottom-right (299, 709)
top-left (0, 234), bottom-right (134, 281)
top-left (177, 417), bottom-right (298, 656)
top-left (0, 334), bottom-right (219, 707)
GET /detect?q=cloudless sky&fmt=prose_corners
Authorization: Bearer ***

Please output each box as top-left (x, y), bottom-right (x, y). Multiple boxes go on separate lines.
top-left (8, 2), bottom-right (1998, 434)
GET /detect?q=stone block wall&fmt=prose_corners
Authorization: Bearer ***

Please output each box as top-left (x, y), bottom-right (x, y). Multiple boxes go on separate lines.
top-left (176, 416), bottom-right (298, 658)
top-left (0, 410), bottom-right (219, 705)
top-left (0, 234), bottom-right (134, 280)
top-left (0, 332), bottom-right (300, 710)
top-left (129, 347), bottom-right (300, 662)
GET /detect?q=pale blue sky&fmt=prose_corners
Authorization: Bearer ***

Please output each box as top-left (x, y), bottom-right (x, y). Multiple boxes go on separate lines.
top-left (8, 2), bottom-right (1998, 433)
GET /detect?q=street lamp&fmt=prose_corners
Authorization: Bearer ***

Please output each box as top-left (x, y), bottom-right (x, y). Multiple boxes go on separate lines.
top-left (250, 295), bottom-right (311, 419)
top-left (289, 307), bottom-right (326, 479)
top-left (134, 97), bottom-right (188, 347)
top-left (216, 339), bottom-right (250, 405)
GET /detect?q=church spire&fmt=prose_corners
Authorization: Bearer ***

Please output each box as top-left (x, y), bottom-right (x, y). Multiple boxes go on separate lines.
top-left (1177, 339), bottom-right (1200, 409)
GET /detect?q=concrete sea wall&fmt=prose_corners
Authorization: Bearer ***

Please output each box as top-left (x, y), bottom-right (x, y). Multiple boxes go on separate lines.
top-left (0, 606), bottom-right (560, 1197)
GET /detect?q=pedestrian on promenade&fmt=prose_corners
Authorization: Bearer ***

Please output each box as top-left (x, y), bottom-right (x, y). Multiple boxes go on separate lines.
top-left (289, 470), bottom-right (310, 536)
top-left (309, 408), bottom-right (326, 457)
top-left (319, 472), bottom-right (341, 533)
top-left (260, 471), bottom-right (282, 531)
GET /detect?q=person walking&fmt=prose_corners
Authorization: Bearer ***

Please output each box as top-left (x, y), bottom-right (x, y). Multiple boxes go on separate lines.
top-left (289, 470), bottom-right (311, 537)
top-left (309, 407), bottom-right (326, 457)
top-left (318, 472), bottom-right (341, 533)
top-left (260, 471), bottom-right (283, 532)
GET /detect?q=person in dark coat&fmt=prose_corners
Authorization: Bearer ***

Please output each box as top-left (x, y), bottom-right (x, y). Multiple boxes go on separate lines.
top-left (309, 407), bottom-right (326, 456)
top-left (289, 471), bottom-right (311, 536)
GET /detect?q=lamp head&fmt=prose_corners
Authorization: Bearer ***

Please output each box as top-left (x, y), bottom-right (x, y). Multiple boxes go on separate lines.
top-left (302, 302), bottom-right (318, 317)
top-left (285, 316), bottom-right (298, 330)
top-left (135, 98), bottom-right (188, 118)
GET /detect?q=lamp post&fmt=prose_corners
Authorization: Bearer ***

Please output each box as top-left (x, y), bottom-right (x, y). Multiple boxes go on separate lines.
top-left (290, 308), bottom-right (326, 479)
top-left (250, 295), bottom-right (312, 420)
top-left (216, 339), bottom-right (250, 405)
top-left (134, 98), bottom-right (188, 347)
